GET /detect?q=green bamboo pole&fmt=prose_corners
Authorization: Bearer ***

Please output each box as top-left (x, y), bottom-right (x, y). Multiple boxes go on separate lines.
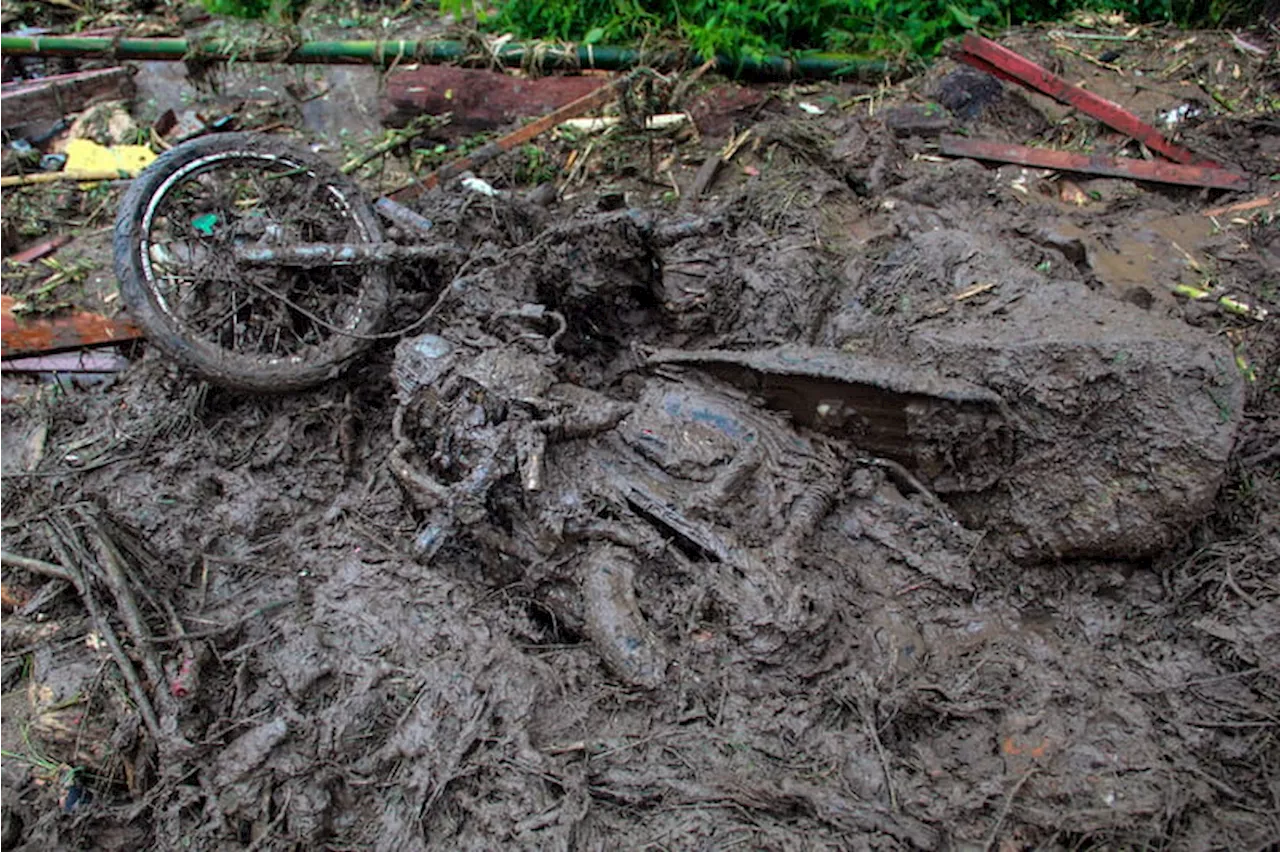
top-left (0, 35), bottom-right (898, 80)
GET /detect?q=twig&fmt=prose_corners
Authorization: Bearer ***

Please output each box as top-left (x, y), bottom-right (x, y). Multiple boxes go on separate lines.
top-left (244, 791), bottom-right (291, 852)
top-left (149, 600), bottom-right (293, 643)
top-left (860, 676), bottom-right (898, 811)
top-left (859, 456), bottom-right (947, 514)
top-left (46, 529), bottom-right (163, 744)
top-left (2, 550), bottom-right (76, 584)
top-left (80, 514), bottom-right (167, 695)
top-left (341, 114), bottom-right (444, 175)
top-left (983, 767), bottom-right (1037, 852)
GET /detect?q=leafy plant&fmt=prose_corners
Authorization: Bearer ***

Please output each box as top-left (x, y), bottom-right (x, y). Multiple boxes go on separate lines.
top-left (199, 0), bottom-right (307, 23)
top-left (459, 0), bottom-right (1268, 59)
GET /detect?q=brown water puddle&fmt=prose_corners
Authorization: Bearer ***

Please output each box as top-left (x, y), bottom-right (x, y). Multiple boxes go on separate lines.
top-left (1086, 211), bottom-right (1214, 305)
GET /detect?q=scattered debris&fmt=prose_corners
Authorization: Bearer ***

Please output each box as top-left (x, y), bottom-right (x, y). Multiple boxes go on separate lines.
top-left (952, 33), bottom-right (1222, 167)
top-left (389, 75), bottom-right (626, 197)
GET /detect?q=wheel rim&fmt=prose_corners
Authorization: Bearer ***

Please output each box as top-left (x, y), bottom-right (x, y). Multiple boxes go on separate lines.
top-left (138, 149), bottom-right (380, 366)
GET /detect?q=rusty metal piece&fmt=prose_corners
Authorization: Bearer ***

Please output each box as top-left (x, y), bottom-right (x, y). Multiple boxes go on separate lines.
top-left (1, 66), bottom-right (135, 130)
top-left (939, 136), bottom-right (1250, 190)
top-left (1, 295), bottom-right (143, 358)
top-left (6, 234), bottom-right (73, 264)
top-left (953, 33), bottom-right (1217, 167)
top-left (387, 77), bottom-right (623, 201)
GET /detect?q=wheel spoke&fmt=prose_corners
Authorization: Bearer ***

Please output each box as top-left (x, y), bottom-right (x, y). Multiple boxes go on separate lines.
top-left (140, 154), bottom-right (372, 361)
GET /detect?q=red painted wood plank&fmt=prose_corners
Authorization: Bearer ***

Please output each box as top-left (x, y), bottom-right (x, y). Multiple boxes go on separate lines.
top-left (1, 295), bottom-right (143, 358)
top-left (939, 136), bottom-right (1250, 190)
top-left (955, 33), bottom-right (1216, 167)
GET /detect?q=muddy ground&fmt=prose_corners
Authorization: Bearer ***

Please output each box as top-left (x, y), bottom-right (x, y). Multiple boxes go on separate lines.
top-left (2, 14), bottom-right (1279, 852)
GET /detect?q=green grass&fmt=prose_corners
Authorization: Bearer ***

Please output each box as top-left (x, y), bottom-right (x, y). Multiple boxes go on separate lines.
top-left (204, 0), bottom-right (1273, 58)
top-left (449, 0), bottom-right (1270, 57)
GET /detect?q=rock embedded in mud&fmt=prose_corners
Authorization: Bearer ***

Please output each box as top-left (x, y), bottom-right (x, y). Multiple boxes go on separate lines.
top-left (904, 282), bottom-right (1245, 560)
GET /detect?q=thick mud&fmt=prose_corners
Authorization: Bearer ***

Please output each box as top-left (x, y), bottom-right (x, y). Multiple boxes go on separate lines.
top-left (3, 24), bottom-right (1279, 852)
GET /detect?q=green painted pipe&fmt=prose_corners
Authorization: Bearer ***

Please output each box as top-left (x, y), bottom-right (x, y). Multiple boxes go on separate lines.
top-left (0, 35), bottom-right (898, 80)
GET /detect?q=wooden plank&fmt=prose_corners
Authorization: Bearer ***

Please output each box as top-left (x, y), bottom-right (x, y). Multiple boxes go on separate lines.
top-left (939, 136), bottom-right (1250, 190)
top-left (1, 295), bottom-right (143, 358)
top-left (954, 33), bottom-right (1216, 167)
top-left (0, 66), bottom-right (135, 129)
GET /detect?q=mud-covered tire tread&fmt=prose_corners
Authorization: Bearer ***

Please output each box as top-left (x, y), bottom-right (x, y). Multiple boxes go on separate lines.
top-left (113, 132), bottom-right (390, 393)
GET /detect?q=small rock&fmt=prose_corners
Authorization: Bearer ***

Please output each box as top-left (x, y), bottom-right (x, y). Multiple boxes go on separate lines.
top-left (882, 103), bottom-right (952, 138)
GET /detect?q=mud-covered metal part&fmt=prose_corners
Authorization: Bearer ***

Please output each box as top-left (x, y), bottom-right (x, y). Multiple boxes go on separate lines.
top-left (234, 242), bottom-right (457, 268)
top-left (373, 197), bottom-right (435, 237)
top-left (390, 329), bottom-right (843, 684)
top-left (650, 346), bottom-right (1012, 492)
top-left (580, 545), bottom-right (666, 689)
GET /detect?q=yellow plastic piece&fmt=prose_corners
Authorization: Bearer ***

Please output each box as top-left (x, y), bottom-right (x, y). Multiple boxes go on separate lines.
top-left (63, 138), bottom-right (156, 179)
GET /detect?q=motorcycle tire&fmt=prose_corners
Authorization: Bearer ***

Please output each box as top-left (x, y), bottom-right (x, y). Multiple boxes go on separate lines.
top-left (113, 132), bottom-right (391, 393)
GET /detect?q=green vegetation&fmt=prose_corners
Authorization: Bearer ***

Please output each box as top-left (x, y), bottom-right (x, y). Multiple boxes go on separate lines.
top-left (205, 0), bottom-right (1271, 57)
top-left (199, 0), bottom-right (305, 23)
top-left (456, 0), bottom-right (1266, 57)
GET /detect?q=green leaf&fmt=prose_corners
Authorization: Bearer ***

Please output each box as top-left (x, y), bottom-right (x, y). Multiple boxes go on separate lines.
top-left (947, 3), bottom-right (981, 29)
top-left (583, 26), bottom-right (605, 44)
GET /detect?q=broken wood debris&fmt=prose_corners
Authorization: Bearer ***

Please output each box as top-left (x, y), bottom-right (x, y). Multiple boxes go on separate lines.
top-left (683, 128), bottom-right (752, 209)
top-left (0, 66), bottom-right (134, 131)
top-left (0, 170), bottom-right (136, 188)
top-left (952, 33), bottom-right (1217, 167)
top-left (938, 136), bottom-right (1250, 190)
top-left (387, 75), bottom-right (625, 200)
top-left (559, 112), bottom-right (690, 135)
top-left (1202, 193), bottom-right (1277, 218)
top-left (1, 294), bottom-right (143, 358)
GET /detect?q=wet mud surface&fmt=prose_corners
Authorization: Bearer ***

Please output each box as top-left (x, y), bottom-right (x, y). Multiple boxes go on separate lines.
top-left (3, 24), bottom-right (1279, 852)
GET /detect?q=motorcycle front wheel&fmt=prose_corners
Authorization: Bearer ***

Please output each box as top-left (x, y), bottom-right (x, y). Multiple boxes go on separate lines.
top-left (113, 132), bottom-right (391, 392)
